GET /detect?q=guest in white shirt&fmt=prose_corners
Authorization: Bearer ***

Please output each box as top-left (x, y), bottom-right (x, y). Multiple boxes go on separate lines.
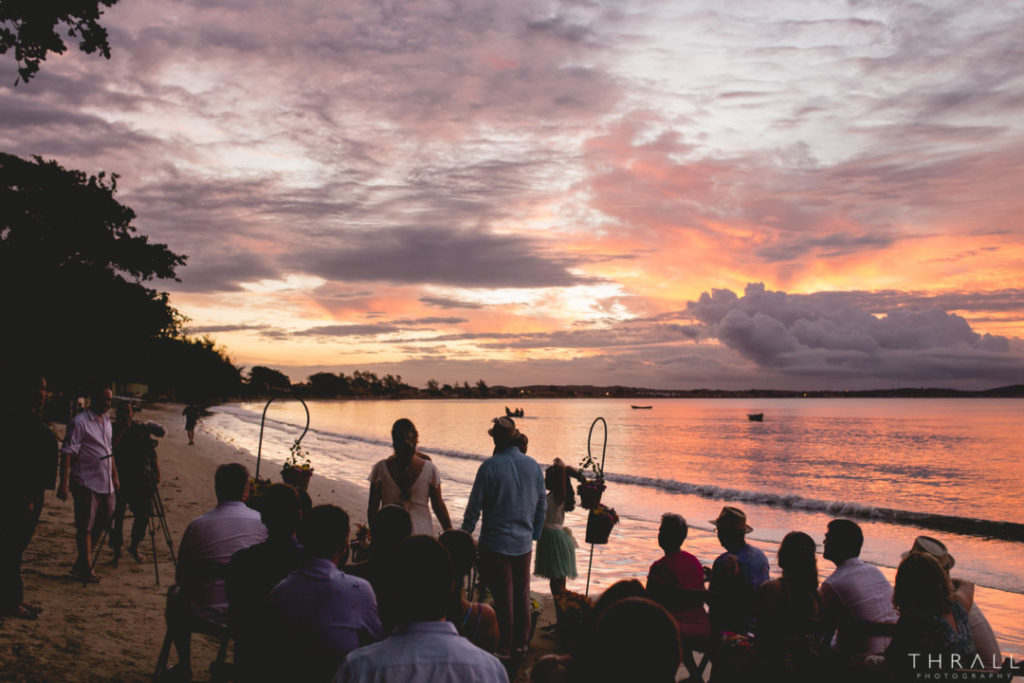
top-left (58, 386), bottom-right (118, 582)
top-left (164, 463), bottom-right (267, 681)
top-left (336, 535), bottom-right (509, 683)
top-left (820, 518), bottom-right (898, 656)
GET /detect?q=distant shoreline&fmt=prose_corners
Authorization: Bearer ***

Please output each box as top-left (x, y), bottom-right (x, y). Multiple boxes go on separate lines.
top-left (231, 383), bottom-right (1024, 402)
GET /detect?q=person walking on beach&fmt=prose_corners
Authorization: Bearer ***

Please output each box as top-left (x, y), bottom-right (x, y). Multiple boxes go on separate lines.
top-left (0, 373), bottom-right (58, 620)
top-left (366, 419), bottom-right (452, 536)
top-left (462, 416), bottom-right (546, 660)
top-left (706, 506), bottom-right (769, 636)
top-left (182, 404), bottom-right (200, 445)
top-left (59, 385), bottom-right (118, 582)
top-left (819, 518), bottom-right (898, 656)
top-left (109, 401), bottom-right (164, 565)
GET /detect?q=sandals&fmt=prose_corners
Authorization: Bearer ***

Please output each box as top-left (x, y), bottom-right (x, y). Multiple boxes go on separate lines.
top-left (128, 547), bottom-right (146, 563)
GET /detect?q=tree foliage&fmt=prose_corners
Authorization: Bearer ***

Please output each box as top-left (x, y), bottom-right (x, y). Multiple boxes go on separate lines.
top-left (0, 0), bottom-right (119, 84)
top-left (0, 152), bottom-right (186, 387)
top-left (248, 366), bottom-right (292, 392)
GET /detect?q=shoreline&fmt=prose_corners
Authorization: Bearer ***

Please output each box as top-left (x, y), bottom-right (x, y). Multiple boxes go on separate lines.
top-left (0, 403), bottom-right (557, 682)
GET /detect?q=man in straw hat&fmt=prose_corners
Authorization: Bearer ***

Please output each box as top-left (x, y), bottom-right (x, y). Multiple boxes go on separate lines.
top-left (706, 506), bottom-right (769, 635)
top-left (819, 518), bottom-right (897, 656)
top-left (462, 416), bottom-right (546, 662)
top-left (902, 535), bottom-right (1002, 667)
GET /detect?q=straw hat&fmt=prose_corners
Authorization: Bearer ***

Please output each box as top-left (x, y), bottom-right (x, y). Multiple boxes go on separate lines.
top-left (709, 506), bottom-right (753, 533)
top-left (902, 535), bottom-right (955, 570)
top-left (488, 416), bottom-right (520, 439)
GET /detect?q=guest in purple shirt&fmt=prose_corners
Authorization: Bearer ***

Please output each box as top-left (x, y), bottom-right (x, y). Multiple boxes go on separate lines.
top-left (268, 505), bottom-right (382, 682)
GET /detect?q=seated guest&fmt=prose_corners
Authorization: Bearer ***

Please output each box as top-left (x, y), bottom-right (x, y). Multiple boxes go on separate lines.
top-left (346, 503), bottom-right (411, 633)
top-left (707, 506), bottom-right (769, 635)
top-left (227, 484), bottom-right (307, 682)
top-left (755, 531), bottom-right (824, 681)
top-left (571, 597), bottom-right (680, 683)
top-left (166, 463), bottom-right (267, 680)
top-left (269, 505), bottom-right (382, 682)
top-left (885, 551), bottom-right (975, 677)
top-left (820, 519), bottom-right (898, 656)
top-left (439, 529), bottom-right (500, 652)
top-left (646, 513), bottom-right (710, 680)
top-left (901, 536), bottom-right (1000, 668)
top-left (335, 535), bottom-right (509, 683)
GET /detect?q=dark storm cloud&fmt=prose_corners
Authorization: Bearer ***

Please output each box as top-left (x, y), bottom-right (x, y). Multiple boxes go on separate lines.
top-left (420, 296), bottom-right (486, 310)
top-left (390, 317), bottom-right (468, 326)
top-left (294, 324), bottom-right (402, 338)
top-left (292, 227), bottom-right (599, 288)
top-left (806, 289), bottom-right (1024, 315)
top-left (185, 323), bottom-right (273, 334)
top-left (685, 283), bottom-right (1024, 384)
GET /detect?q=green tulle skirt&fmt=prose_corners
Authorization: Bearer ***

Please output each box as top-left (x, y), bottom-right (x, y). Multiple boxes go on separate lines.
top-left (534, 526), bottom-right (577, 579)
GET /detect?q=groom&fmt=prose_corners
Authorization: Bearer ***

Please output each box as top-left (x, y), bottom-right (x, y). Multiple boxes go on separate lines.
top-left (462, 417), bottom-right (546, 660)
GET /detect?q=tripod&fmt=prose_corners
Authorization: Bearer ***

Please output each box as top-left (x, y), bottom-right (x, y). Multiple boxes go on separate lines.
top-left (90, 485), bottom-right (177, 584)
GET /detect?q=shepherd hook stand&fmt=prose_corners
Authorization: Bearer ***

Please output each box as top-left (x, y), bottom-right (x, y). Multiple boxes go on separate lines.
top-left (255, 394), bottom-right (310, 480)
top-left (584, 416), bottom-right (607, 597)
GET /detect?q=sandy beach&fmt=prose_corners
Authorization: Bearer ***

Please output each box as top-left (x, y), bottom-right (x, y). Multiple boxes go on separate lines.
top-left (0, 403), bottom-right (556, 682)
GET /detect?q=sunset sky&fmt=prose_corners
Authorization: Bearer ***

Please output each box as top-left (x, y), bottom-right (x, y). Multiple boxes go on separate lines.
top-left (4, 0), bottom-right (1023, 389)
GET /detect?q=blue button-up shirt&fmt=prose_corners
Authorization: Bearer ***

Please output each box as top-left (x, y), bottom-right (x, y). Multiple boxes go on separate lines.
top-left (462, 445), bottom-right (546, 556)
top-left (335, 621), bottom-right (509, 683)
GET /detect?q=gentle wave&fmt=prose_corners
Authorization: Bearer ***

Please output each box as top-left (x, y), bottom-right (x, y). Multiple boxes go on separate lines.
top-left (214, 405), bottom-right (1024, 543)
top-left (604, 472), bottom-right (1024, 543)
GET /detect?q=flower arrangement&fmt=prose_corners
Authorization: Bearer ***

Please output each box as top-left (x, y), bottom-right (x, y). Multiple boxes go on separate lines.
top-left (554, 590), bottom-right (591, 621)
top-left (589, 503), bottom-right (618, 525)
top-left (585, 503), bottom-right (619, 544)
top-left (284, 440), bottom-right (312, 471)
top-left (577, 450), bottom-right (606, 509)
top-left (246, 475), bottom-right (274, 511)
top-left (350, 523), bottom-right (372, 563)
top-left (554, 590), bottom-right (591, 646)
top-left (281, 439), bottom-right (314, 489)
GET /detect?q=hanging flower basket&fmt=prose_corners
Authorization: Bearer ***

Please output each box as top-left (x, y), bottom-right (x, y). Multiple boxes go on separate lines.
top-left (585, 504), bottom-right (619, 545)
top-left (281, 463), bottom-right (313, 490)
top-left (578, 478), bottom-right (606, 509)
top-left (280, 439), bottom-right (313, 490)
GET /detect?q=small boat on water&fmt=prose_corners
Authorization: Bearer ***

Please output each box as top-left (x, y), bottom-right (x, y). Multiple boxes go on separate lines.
top-left (747, 413), bottom-right (764, 422)
top-left (505, 406), bottom-right (524, 418)
top-left (631, 405), bottom-right (653, 410)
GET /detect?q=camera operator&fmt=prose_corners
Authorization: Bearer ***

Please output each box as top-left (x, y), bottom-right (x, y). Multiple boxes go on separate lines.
top-left (110, 401), bottom-right (165, 565)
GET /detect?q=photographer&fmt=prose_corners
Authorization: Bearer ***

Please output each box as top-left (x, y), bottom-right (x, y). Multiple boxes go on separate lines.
top-left (109, 401), bottom-right (164, 564)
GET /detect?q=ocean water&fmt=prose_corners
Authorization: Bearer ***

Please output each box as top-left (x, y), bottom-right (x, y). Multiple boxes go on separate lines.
top-left (204, 397), bottom-right (1024, 656)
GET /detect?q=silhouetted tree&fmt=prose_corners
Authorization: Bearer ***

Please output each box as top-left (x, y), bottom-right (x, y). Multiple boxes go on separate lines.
top-left (0, 153), bottom-right (185, 387)
top-left (476, 379), bottom-right (489, 397)
top-left (248, 366), bottom-right (291, 393)
top-left (144, 336), bottom-right (242, 402)
top-left (307, 372), bottom-right (352, 397)
top-left (1, 0), bottom-right (119, 84)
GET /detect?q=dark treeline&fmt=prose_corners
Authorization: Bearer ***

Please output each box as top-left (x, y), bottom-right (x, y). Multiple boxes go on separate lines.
top-left (0, 152), bottom-right (241, 404)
